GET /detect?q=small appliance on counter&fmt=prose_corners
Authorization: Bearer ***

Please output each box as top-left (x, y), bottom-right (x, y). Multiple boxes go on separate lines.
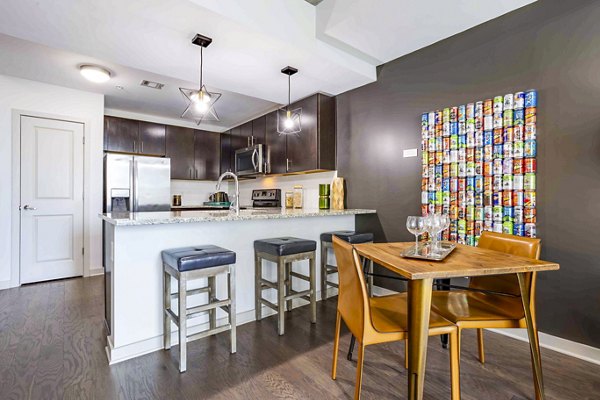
top-left (209, 191), bottom-right (229, 203)
top-left (251, 189), bottom-right (281, 208)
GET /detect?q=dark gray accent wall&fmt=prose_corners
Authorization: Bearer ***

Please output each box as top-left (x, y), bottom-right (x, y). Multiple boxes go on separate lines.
top-left (338, 0), bottom-right (600, 348)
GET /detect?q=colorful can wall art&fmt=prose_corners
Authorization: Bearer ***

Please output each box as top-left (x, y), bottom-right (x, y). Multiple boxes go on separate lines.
top-left (421, 89), bottom-right (537, 245)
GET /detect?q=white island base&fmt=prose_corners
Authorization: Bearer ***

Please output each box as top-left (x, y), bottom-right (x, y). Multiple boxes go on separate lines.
top-left (102, 208), bottom-right (375, 364)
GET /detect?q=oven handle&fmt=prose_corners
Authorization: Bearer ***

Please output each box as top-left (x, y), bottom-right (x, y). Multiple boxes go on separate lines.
top-left (251, 148), bottom-right (258, 171)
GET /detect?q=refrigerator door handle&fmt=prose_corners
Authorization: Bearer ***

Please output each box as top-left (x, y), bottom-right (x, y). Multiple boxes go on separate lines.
top-left (132, 158), bottom-right (139, 212)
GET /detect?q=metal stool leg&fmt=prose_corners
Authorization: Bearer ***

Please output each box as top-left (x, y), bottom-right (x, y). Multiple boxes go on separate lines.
top-left (320, 242), bottom-right (328, 300)
top-left (277, 258), bottom-right (286, 335)
top-left (163, 269), bottom-right (171, 350)
top-left (228, 265), bottom-right (237, 354)
top-left (309, 255), bottom-right (317, 323)
top-left (208, 275), bottom-right (216, 330)
top-left (178, 273), bottom-right (187, 373)
top-left (285, 262), bottom-right (293, 312)
top-left (255, 253), bottom-right (262, 321)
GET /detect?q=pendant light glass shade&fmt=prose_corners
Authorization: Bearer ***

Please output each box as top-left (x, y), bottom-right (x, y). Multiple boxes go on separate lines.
top-left (180, 34), bottom-right (221, 125)
top-left (180, 85), bottom-right (221, 123)
top-left (277, 66), bottom-right (302, 135)
top-left (277, 107), bottom-right (302, 135)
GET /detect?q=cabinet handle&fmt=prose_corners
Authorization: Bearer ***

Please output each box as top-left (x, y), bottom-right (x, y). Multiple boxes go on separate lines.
top-left (141, 141), bottom-right (144, 153)
top-left (189, 168), bottom-right (192, 179)
top-left (247, 136), bottom-right (250, 147)
top-left (133, 140), bottom-right (137, 153)
top-left (286, 158), bottom-right (291, 172)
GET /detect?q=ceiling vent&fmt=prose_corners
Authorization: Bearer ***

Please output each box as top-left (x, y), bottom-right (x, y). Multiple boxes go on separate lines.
top-left (140, 80), bottom-right (164, 90)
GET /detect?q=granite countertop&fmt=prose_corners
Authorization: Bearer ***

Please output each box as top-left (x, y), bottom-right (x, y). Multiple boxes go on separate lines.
top-left (100, 208), bottom-right (376, 226)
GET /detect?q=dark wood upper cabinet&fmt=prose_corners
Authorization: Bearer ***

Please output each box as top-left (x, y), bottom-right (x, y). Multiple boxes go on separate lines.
top-left (239, 121), bottom-right (253, 148)
top-left (220, 132), bottom-right (233, 175)
top-left (287, 94), bottom-right (336, 173)
top-left (252, 115), bottom-right (266, 145)
top-left (138, 121), bottom-right (166, 156)
top-left (104, 116), bottom-right (138, 153)
top-left (229, 126), bottom-right (248, 171)
top-left (286, 95), bottom-right (319, 173)
top-left (194, 130), bottom-right (220, 180)
top-left (166, 126), bottom-right (195, 180)
top-left (265, 111), bottom-right (287, 174)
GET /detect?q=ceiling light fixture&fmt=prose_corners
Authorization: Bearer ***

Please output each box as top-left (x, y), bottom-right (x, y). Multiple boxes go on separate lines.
top-left (179, 34), bottom-right (221, 125)
top-left (79, 65), bottom-right (111, 83)
top-left (277, 66), bottom-right (302, 135)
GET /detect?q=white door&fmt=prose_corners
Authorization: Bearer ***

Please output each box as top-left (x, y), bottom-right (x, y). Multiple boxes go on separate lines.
top-left (20, 116), bottom-right (84, 284)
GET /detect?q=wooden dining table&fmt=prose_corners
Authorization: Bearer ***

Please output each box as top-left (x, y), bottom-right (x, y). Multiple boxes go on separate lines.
top-left (353, 242), bottom-right (559, 400)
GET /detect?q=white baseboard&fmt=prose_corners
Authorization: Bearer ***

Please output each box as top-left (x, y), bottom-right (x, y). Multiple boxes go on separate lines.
top-left (0, 280), bottom-right (12, 290)
top-left (370, 285), bottom-right (600, 366)
top-left (88, 267), bottom-right (105, 277)
top-left (488, 328), bottom-right (600, 366)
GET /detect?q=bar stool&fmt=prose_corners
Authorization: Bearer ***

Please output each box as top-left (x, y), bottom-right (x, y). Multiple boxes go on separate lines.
top-left (254, 237), bottom-right (317, 335)
top-left (320, 231), bottom-right (374, 299)
top-left (162, 245), bottom-right (236, 373)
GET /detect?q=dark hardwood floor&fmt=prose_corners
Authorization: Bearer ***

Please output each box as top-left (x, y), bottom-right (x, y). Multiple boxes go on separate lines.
top-left (1, 276), bottom-right (599, 399)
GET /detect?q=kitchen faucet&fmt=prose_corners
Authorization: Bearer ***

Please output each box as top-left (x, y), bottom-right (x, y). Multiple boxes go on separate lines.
top-left (216, 172), bottom-right (240, 215)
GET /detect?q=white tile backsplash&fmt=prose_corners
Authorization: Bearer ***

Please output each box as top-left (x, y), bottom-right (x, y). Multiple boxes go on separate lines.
top-left (238, 171), bottom-right (338, 209)
top-left (170, 180), bottom-right (220, 206)
top-left (171, 171), bottom-right (339, 209)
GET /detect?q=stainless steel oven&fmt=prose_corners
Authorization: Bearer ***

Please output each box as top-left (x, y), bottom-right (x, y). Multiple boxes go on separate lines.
top-left (235, 144), bottom-right (268, 176)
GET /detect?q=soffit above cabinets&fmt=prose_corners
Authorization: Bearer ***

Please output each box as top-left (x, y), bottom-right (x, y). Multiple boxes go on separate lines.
top-left (0, 0), bottom-right (536, 129)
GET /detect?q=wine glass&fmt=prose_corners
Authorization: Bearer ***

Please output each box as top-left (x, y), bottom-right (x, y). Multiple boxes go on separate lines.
top-left (424, 214), bottom-right (442, 253)
top-left (406, 216), bottom-right (425, 252)
top-left (438, 214), bottom-right (451, 250)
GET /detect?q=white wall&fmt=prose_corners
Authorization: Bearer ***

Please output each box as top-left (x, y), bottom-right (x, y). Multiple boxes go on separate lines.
top-left (0, 75), bottom-right (104, 289)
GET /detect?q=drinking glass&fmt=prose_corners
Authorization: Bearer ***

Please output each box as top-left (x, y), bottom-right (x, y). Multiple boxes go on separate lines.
top-left (406, 216), bottom-right (425, 252)
top-left (425, 214), bottom-right (442, 253)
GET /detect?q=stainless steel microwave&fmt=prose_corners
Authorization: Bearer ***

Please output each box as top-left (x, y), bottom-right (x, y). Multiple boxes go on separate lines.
top-left (235, 144), bottom-right (268, 176)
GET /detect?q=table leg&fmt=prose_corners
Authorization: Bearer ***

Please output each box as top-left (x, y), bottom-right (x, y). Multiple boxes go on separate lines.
top-left (517, 272), bottom-right (545, 400)
top-left (407, 278), bottom-right (433, 400)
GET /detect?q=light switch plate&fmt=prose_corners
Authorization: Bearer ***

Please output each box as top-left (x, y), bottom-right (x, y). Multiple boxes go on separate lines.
top-left (403, 148), bottom-right (418, 158)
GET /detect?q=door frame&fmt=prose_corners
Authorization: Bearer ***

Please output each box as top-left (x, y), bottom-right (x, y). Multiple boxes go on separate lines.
top-left (11, 110), bottom-right (89, 287)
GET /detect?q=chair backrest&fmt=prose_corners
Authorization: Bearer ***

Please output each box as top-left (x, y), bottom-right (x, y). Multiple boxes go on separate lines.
top-left (332, 235), bottom-right (371, 341)
top-left (470, 231), bottom-right (542, 300)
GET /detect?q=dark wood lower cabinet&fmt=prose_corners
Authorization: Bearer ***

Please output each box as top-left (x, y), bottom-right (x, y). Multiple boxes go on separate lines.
top-left (166, 126), bottom-right (195, 180)
top-left (194, 130), bottom-right (220, 180)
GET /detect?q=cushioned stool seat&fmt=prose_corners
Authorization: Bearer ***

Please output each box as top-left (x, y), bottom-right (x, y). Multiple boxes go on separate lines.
top-left (162, 245), bottom-right (236, 272)
top-left (320, 231), bottom-right (374, 244)
top-left (254, 237), bottom-right (317, 257)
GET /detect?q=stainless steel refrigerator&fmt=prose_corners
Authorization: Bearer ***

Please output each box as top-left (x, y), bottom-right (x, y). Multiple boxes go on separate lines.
top-left (104, 153), bottom-right (171, 212)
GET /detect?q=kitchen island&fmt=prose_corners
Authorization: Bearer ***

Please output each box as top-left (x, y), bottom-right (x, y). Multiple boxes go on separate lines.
top-left (101, 208), bottom-right (376, 363)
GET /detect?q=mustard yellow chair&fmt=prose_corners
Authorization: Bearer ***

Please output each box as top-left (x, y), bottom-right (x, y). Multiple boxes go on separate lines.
top-left (430, 231), bottom-right (542, 364)
top-left (331, 236), bottom-right (460, 400)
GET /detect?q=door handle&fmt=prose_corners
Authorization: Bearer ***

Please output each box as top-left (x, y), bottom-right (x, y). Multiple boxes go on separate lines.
top-left (251, 149), bottom-right (258, 170)
top-left (23, 205), bottom-right (37, 210)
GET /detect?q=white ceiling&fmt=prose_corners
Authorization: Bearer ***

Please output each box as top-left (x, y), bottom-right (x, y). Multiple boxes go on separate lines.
top-left (0, 0), bottom-right (536, 130)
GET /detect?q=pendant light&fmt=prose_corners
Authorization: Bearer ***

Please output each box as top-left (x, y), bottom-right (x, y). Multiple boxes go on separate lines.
top-left (277, 66), bottom-right (302, 135)
top-left (180, 34), bottom-right (221, 125)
